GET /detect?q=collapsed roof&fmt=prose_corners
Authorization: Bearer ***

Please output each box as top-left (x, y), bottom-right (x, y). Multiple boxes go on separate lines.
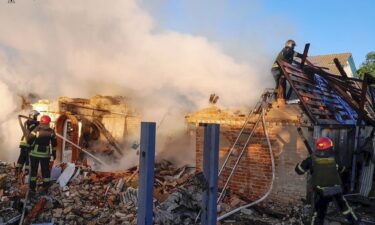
top-left (277, 48), bottom-right (375, 126)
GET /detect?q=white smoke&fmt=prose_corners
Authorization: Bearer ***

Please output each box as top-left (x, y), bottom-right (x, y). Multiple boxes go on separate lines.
top-left (0, 57), bottom-right (23, 162)
top-left (0, 0), bottom-right (272, 165)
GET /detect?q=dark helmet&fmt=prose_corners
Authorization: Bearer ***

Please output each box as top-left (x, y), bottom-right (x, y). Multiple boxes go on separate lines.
top-left (285, 39), bottom-right (296, 48)
top-left (29, 110), bottom-right (40, 120)
top-left (40, 115), bottom-right (51, 125)
top-left (315, 137), bottom-right (333, 157)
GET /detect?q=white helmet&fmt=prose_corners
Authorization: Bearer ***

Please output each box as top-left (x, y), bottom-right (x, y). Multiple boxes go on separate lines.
top-left (29, 110), bottom-right (40, 120)
top-left (285, 39), bottom-right (296, 48)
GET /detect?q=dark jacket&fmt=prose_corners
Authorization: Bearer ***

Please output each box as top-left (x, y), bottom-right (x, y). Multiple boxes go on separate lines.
top-left (19, 119), bottom-right (40, 148)
top-left (295, 155), bottom-right (344, 188)
top-left (272, 47), bottom-right (302, 68)
top-left (28, 125), bottom-right (57, 158)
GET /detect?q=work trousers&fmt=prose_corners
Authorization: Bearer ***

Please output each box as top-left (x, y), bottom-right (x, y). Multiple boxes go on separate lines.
top-left (271, 67), bottom-right (286, 99)
top-left (311, 193), bottom-right (359, 225)
top-left (16, 147), bottom-right (30, 173)
top-left (29, 156), bottom-right (51, 191)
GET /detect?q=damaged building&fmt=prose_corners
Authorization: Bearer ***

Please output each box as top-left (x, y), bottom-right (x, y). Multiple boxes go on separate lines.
top-left (31, 95), bottom-right (141, 164)
top-left (186, 100), bottom-right (307, 207)
top-left (1, 50), bottom-right (375, 225)
top-left (185, 49), bottom-right (375, 223)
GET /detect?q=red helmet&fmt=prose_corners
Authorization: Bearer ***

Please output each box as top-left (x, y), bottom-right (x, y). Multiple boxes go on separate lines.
top-left (40, 115), bottom-right (51, 125)
top-left (316, 137), bottom-right (333, 151)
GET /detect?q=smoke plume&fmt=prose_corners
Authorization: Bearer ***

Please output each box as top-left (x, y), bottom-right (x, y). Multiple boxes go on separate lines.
top-left (0, 1), bottom-right (272, 166)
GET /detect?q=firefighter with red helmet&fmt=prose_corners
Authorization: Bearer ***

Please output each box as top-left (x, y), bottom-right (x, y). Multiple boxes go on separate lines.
top-left (295, 137), bottom-right (361, 225)
top-left (27, 115), bottom-right (57, 194)
top-left (16, 110), bottom-right (40, 176)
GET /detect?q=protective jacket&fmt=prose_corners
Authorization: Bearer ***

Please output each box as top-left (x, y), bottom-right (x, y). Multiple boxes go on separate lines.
top-left (19, 119), bottom-right (39, 148)
top-left (295, 155), bottom-right (343, 188)
top-left (272, 47), bottom-right (302, 68)
top-left (295, 150), bottom-right (360, 224)
top-left (28, 125), bottom-right (57, 159)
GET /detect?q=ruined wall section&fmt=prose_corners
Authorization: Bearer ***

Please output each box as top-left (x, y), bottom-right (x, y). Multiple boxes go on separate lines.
top-left (56, 95), bottom-right (140, 142)
top-left (193, 104), bottom-right (309, 207)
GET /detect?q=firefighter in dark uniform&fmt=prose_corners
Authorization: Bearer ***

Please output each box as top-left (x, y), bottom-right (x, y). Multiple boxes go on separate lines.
top-left (271, 39), bottom-right (302, 99)
top-left (16, 110), bottom-right (40, 176)
top-left (27, 115), bottom-right (57, 194)
top-left (295, 137), bottom-right (361, 225)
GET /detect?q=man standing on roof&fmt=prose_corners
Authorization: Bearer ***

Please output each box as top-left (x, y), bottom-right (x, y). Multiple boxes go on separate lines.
top-left (271, 39), bottom-right (302, 99)
top-left (295, 137), bottom-right (362, 225)
top-left (27, 115), bottom-right (57, 195)
top-left (16, 110), bottom-right (40, 176)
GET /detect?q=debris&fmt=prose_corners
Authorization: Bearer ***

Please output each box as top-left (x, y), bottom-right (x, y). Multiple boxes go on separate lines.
top-left (126, 167), bottom-right (139, 183)
top-left (56, 163), bottom-right (76, 187)
top-left (122, 187), bottom-right (138, 206)
top-left (240, 208), bottom-right (253, 216)
top-left (0, 174), bottom-right (7, 189)
top-left (1, 157), bottom-right (375, 224)
top-left (24, 197), bottom-right (47, 225)
top-left (50, 166), bottom-right (62, 181)
top-left (116, 178), bottom-right (125, 192)
top-left (153, 173), bottom-right (205, 225)
top-left (0, 208), bottom-right (21, 224)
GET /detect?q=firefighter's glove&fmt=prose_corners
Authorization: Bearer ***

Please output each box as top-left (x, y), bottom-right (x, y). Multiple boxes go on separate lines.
top-left (295, 163), bottom-right (305, 175)
top-left (51, 151), bottom-right (56, 161)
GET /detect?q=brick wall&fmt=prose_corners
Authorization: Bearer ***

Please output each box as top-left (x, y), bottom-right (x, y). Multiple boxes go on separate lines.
top-left (195, 122), bottom-right (309, 206)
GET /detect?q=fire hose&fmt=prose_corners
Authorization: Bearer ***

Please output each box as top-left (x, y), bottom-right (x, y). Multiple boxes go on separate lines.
top-left (18, 189), bottom-right (29, 225)
top-left (55, 133), bottom-right (107, 166)
top-left (217, 99), bottom-right (276, 221)
top-left (18, 115), bottom-right (29, 139)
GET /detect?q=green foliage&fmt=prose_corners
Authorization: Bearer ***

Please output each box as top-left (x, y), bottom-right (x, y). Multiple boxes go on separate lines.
top-left (358, 51), bottom-right (375, 79)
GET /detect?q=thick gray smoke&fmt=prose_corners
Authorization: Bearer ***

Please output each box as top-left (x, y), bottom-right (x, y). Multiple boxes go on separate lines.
top-left (0, 1), bottom-right (272, 166)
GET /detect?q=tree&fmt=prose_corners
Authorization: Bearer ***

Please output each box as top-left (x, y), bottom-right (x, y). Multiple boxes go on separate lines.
top-left (358, 51), bottom-right (375, 79)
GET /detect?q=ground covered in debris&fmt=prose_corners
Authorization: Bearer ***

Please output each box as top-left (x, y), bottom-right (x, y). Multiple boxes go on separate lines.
top-left (0, 160), bottom-right (197, 225)
top-left (220, 198), bottom-right (375, 225)
top-left (1, 160), bottom-right (375, 225)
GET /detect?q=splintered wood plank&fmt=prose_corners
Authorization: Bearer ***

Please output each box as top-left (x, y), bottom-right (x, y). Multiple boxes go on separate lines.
top-left (316, 119), bottom-right (341, 125)
top-left (291, 80), bottom-right (332, 93)
top-left (299, 92), bottom-right (344, 106)
top-left (316, 118), bottom-right (356, 125)
top-left (303, 98), bottom-right (345, 110)
top-left (289, 76), bottom-right (315, 86)
top-left (309, 108), bottom-right (333, 116)
top-left (281, 61), bottom-right (304, 73)
top-left (285, 67), bottom-right (311, 80)
top-left (309, 107), bottom-right (352, 117)
top-left (295, 85), bottom-right (338, 100)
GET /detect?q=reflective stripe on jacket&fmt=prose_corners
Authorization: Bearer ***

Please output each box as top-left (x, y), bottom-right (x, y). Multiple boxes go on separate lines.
top-left (28, 125), bottom-right (57, 158)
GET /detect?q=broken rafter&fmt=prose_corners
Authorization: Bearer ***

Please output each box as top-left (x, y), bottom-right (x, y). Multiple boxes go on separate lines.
top-left (92, 119), bottom-right (124, 156)
top-left (277, 60), bottom-right (318, 124)
top-left (333, 58), bottom-right (348, 78)
top-left (279, 55), bottom-right (375, 127)
top-left (300, 43), bottom-right (310, 67)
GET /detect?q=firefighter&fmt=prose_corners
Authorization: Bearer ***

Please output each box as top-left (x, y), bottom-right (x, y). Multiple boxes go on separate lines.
top-left (16, 110), bottom-right (40, 176)
top-left (295, 137), bottom-right (361, 225)
top-left (271, 39), bottom-right (302, 99)
top-left (27, 115), bottom-right (57, 194)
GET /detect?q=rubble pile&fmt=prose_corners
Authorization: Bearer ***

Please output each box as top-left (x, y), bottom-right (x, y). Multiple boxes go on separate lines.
top-left (220, 203), bottom-right (309, 225)
top-left (0, 161), bottom-right (24, 224)
top-left (2, 158), bottom-right (374, 224)
top-left (0, 160), bottom-right (196, 225)
top-left (154, 173), bottom-right (206, 225)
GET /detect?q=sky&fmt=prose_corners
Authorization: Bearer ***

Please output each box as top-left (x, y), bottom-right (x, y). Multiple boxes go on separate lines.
top-left (141, 0), bottom-right (375, 67)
